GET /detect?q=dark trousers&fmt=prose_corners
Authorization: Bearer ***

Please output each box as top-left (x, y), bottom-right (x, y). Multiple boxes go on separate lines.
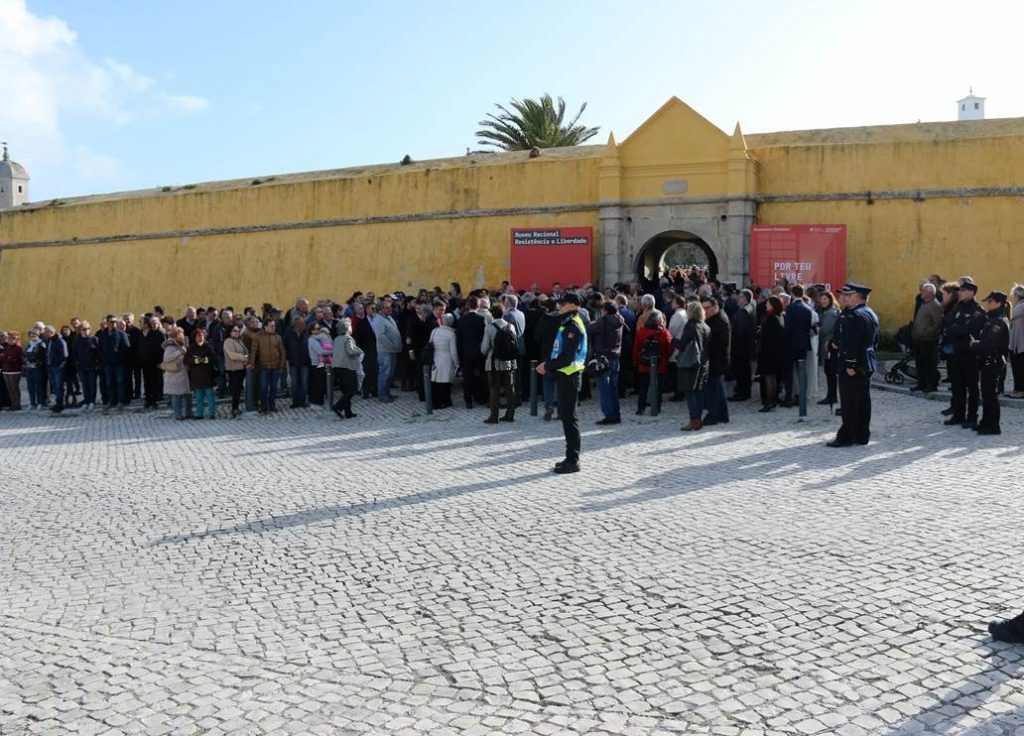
top-left (461, 357), bottom-right (486, 404)
top-left (636, 371), bottom-right (662, 413)
top-left (823, 364), bottom-right (838, 402)
top-left (979, 361), bottom-right (1003, 430)
top-left (732, 354), bottom-right (752, 399)
top-left (228, 369), bottom-right (245, 412)
top-left (431, 382), bottom-right (453, 408)
top-left (913, 339), bottom-right (940, 391)
top-left (332, 368), bottom-right (358, 415)
top-left (837, 372), bottom-right (872, 444)
top-left (48, 366), bottom-right (65, 411)
top-left (486, 370), bottom-right (515, 420)
top-left (703, 374), bottom-right (728, 422)
top-left (761, 374), bottom-right (778, 408)
top-left (1011, 352), bottom-right (1024, 393)
top-left (309, 367), bottom-right (327, 405)
top-left (555, 371), bottom-right (582, 465)
top-left (130, 366), bottom-right (142, 400)
top-left (103, 364), bottom-right (128, 406)
top-left (950, 352), bottom-right (979, 421)
top-left (361, 352), bottom-right (377, 398)
top-left (142, 365), bottom-right (163, 407)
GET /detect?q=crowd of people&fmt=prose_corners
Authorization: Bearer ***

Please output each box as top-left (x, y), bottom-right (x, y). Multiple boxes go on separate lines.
top-left (906, 276), bottom-right (1022, 435)
top-left (0, 267), bottom-right (1019, 437)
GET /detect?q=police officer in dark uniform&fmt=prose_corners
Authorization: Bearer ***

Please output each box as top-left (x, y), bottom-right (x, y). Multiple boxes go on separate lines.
top-left (827, 283), bottom-right (879, 447)
top-left (944, 281), bottom-right (986, 429)
top-left (537, 293), bottom-right (588, 474)
top-left (971, 291), bottom-right (1009, 435)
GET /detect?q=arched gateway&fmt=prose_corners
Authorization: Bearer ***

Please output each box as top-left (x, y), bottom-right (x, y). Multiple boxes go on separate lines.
top-left (595, 98), bottom-right (758, 291)
top-left (635, 230), bottom-right (720, 285)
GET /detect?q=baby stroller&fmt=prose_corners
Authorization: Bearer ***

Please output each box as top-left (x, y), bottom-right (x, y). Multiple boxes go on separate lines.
top-left (884, 324), bottom-right (917, 385)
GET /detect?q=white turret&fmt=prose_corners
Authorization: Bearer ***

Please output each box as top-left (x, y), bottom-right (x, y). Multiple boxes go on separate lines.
top-left (0, 143), bottom-right (30, 209)
top-left (957, 89), bottom-right (986, 121)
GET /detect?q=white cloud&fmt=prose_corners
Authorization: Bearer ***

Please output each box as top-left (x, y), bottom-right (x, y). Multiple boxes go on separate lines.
top-left (161, 94), bottom-right (210, 113)
top-left (0, 0), bottom-right (208, 196)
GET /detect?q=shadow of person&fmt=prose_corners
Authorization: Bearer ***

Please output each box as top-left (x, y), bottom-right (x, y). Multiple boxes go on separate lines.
top-left (151, 469), bottom-right (554, 546)
top-left (882, 644), bottom-right (1024, 734)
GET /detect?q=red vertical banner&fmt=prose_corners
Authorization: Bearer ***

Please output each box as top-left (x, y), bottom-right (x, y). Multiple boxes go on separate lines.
top-left (750, 225), bottom-right (847, 293)
top-left (509, 227), bottom-right (593, 293)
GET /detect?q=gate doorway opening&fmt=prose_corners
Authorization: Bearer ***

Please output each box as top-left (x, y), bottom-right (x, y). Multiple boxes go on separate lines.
top-left (635, 230), bottom-right (719, 288)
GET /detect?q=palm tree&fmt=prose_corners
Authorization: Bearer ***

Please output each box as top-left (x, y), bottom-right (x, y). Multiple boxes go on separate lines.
top-left (476, 94), bottom-right (600, 151)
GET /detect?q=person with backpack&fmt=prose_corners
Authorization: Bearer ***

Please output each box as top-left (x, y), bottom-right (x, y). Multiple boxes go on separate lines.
top-left (537, 293), bottom-right (588, 473)
top-left (631, 311), bottom-right (672, 416)
top-left (480, 303), bottom-right (518, 424)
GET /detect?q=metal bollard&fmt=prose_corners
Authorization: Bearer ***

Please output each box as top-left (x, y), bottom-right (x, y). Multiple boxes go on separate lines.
top-left (326, 365), bottom-right (335, 409)
top-left (648, 356), bottom-right (660, 417)
top-left (530, 360), bottom-right (539, 416)
top-left (423, 364), bottom-right (433, 415)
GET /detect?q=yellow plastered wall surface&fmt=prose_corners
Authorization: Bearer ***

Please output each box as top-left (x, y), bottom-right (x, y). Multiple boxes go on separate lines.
top-left (0, 212), bottom-right (600, 331)
top-left (749, 122), bottom-right (1024, 327)
top-left (0, 151), bottom-right (602, 329)
top-left (757, 197), bottom-right (1024, 325)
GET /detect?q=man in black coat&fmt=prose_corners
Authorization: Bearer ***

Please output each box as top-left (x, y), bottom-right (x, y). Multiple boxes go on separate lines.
top-left (456, 296), bottom-right (486, 408)
top-left (730, 289), bottom-right (756, 401)
top-left (701, 296), bottom-right (731, 424)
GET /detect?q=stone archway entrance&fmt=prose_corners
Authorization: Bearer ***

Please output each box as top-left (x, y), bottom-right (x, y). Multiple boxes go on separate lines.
top-left (634, 230), bottom-right (719, 287)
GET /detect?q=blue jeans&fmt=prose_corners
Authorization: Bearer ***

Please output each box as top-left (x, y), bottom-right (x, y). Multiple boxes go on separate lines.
top-left (170, 394), bottom-right (189, 419)
top-left (78, 369), bottom-right (97, 406)
top-left (377, 353), bottom-right (395, 398)
top-left (193, 387), bottom-right (216, 417)
top-left (48, 366), bottom-right (66, 410)
top-left (260, 369), bottom-right (279, 410)
top-left (289, 365), bottom-right (309, 407)
top-left (702, 374), bottom-right (728, 422)
top-left (686, 387), bottom-right (705, 421)
top-left (103, 364), bottom-right (127, 406)
top-left (27, 367), bottom-right (47, 406)
top-left (597, 355), bottom-right (621, 419)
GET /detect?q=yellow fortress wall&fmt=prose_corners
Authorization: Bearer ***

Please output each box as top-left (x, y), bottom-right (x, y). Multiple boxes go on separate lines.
top-left (2, 98), bottom-right (1022, 331)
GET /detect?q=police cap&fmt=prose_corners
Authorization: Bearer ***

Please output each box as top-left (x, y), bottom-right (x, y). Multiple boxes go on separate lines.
top-left (557, 292), bottom-right (582, 305)
top-left (982, 290), bottom-right (1007, 304)
top-left (958, 281), bottom-right (978, 292)
top-left (838, 282), bottom-right (872, 296)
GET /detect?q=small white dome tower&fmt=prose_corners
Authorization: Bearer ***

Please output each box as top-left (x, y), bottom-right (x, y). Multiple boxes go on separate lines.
top-left (0, 143), bottom-right (30, 209)
top-left (957, 89), bottom-right (986, 121)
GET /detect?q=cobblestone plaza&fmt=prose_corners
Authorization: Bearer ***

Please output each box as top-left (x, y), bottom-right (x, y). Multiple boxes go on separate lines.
top-left (1, 391), bottom-right (1022, 735)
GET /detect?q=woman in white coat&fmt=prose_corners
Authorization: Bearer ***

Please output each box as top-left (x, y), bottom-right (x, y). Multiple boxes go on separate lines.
top-left (429, 313), bottom-right (460, 409)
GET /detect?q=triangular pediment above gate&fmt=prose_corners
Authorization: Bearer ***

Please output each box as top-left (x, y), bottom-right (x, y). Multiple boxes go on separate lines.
top-left (616, 97), bottom-right (741, 199)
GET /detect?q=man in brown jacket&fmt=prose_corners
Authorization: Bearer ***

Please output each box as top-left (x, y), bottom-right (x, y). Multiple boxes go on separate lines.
top-left (911, 282), bottom-right (943, 392)
top-left (249, 319), bottom-right (287, 412)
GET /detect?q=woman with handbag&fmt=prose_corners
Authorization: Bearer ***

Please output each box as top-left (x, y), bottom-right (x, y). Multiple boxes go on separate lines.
top-left (331, 318), bottom-right (363, 419)
top-left (222, 325), bottom-right (249, 417)
top-left (161, 327), bottom-right (190, 420)
top-left (673, 301), bottom-right (711, 431)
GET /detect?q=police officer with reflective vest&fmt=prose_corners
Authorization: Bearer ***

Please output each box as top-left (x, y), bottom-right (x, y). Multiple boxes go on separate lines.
top-left (827, 283), bottom-right (879, 447)
top-left (971, 290), bottom-right (1010, 435)
top-left (537, 292), bottom-right (588, 473)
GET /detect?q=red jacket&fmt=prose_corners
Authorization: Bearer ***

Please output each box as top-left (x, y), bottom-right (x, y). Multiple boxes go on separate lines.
top-left (0, 343), bottom-right (24, 373)
top-left (632, 326), bottom-right (672, 374)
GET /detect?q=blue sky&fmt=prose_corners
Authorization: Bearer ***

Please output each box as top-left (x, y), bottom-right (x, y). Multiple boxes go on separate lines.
top-left (3, 0), bottom-right (1020, 200)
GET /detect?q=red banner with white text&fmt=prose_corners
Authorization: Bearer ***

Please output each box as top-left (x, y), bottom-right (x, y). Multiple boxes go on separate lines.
top-left (750, 225), bottom-right (847, 294)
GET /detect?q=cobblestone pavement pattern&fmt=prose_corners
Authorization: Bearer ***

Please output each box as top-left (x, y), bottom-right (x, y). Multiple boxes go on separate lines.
top-left (1, 390), bottom-right (1023, 736)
